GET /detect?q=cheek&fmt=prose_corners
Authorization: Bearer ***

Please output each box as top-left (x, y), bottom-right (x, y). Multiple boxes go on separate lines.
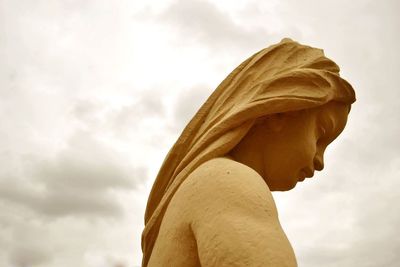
top-left (267, 148), bottom-right (304, 178)
top-left (289, 140), bottom-right (317, 169)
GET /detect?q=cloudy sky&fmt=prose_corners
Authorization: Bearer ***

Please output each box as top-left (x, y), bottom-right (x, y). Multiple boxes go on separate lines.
top-left (0, 0), bottom-right (399, 266)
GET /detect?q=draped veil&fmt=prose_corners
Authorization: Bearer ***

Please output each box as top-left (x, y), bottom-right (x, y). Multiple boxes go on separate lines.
top-left (141, 38), bottom-right (356, 266)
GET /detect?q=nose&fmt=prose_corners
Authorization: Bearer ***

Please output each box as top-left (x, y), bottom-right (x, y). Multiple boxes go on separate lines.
top-left (313, 154), bottom-right (324, 171)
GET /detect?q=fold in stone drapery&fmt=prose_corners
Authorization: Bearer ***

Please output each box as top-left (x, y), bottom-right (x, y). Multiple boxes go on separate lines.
top-left (141, 38), bottom-right (356, 266)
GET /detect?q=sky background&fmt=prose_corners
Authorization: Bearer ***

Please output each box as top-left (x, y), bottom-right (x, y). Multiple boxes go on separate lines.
top-left (0, 0), bottom-right (399, 266)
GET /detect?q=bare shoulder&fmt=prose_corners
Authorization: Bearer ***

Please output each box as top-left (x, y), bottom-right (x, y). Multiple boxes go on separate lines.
top-left (177, 157), bottom-right (278, 220)
top-left (170, 158), bottom-right (297, 266)
top-left (184, 157), bottom-right (269, 190)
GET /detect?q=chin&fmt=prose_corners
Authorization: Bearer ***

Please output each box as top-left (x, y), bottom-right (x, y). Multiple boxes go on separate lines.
top-left (269, 181), bottom-right (297, 191)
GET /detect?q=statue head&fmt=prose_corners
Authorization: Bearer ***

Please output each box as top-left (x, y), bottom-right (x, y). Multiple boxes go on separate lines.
top-left (142, 38), bottom-right (356, 266)
top-left (229, 101), bottom-right (349, 191)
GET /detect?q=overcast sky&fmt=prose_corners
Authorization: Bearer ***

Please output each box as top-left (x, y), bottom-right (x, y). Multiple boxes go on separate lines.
top-left (0, 0), bottom-right (399, 266)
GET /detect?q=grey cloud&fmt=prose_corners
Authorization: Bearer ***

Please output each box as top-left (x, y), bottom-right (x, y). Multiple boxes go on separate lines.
top-left (71, 91), bottom-right (165, 138)
top-left (158, 0), bottom-right (275, 51)
top-left (70, 99), bottom-right (103, 128)
top-left (172, 85), bottom-right (213, 132)
top-left (9, 246), bottom-right (52, 267)
top-left (0, 178), bottom-right (122, 219)
top-left (5, 224), bottom-right (54, 267)
top-left (108, 96), bottom-right (164, 133)
top-left (35, 131), bottom-right (138, 191)
top-left (0, 131), bottom-right (147, 219)
top-left (28, 189), bottom-right (123, 218)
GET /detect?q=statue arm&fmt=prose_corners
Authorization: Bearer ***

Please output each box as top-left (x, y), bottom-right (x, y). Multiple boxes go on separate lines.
top-left (187, 159), bottom-right (297, 267)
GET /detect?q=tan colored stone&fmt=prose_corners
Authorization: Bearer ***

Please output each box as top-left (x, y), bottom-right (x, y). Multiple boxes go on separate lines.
top-left (142, 38), bottom-right (356, 266)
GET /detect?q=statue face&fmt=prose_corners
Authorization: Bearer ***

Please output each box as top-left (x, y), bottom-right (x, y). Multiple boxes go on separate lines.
top-left (229, 102), bottom-right (349, 191)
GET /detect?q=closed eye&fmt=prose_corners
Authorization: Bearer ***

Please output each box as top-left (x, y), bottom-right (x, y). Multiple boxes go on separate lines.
top-left (317, 127), bottom-right (330, 147)
top-left (318, 126), bottom-right (327, 138)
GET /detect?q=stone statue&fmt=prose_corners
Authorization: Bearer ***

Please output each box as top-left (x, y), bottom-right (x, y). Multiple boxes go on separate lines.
top-left (141, 38), bottom-right (356, 266)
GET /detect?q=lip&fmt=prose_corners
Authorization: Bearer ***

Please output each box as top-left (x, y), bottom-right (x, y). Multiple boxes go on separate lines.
top-left (298, 171), bottom-right (306, 181)
top-left (303, 168), bottom-right (314, 178)
top-left (298, 168), bottom-right (314, 181)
